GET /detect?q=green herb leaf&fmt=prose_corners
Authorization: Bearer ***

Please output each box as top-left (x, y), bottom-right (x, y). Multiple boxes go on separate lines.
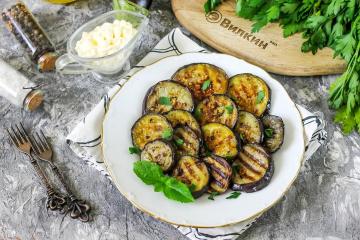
top-left (133, 161), bottom-right (194, 203)
top-left (226, 191), bottom-right (241, 199)
top-left (194, 108), bottom-right (202, 119)
top-left (162, 129), bottom-right (173, 140)
top-left (129, 146), bottom-right (141, 155)
top-left (239, 133), bottom-right (245, 141)
top-left (201, 80), bottom-right (211, 91)
top-left (175, 138), bottom-right (184, 146)
top-left (264, 128), bottom-right (274, 138)
top-left (159, 96), bottom-right (172, 106)
top-left (225, 105), bottom-right (234, 114)
top-left (232, 164), bottom-right (240, 174)
top-left (256, 90), bottom-right (265, 104)
top-left (208, 192), bottom-right (220, 200)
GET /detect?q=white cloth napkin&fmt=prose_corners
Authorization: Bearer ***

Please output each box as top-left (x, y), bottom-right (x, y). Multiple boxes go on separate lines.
top-left (66, 28), bottom-right (327, 240)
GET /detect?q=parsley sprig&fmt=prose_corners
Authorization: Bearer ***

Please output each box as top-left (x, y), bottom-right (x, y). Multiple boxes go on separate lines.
top-left (204, 0), bottom-right (360, 134)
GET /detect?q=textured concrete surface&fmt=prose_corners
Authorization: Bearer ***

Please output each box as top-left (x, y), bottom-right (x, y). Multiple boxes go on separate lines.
top-left (0, 0), bottom-right (359, 239)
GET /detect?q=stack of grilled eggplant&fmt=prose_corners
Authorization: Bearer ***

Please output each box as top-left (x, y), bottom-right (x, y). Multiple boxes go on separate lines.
top-left (131, 63), bottom-right (285, 199)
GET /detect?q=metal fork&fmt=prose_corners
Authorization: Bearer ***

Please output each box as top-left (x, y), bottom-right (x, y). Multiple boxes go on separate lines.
top-left (6, 123), bottom-right (67, 212)
top-left (31, 130), bottom-right (91, 222)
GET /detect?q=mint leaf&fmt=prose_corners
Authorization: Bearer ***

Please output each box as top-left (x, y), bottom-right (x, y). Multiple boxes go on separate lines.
top-left (226, 191), bottom-right (241, 199)
top-left (201, 80), bottom-right (211, 91)
top-left (133, 161), bottom-right (194, 203)
top-left (194, 108), bottom-right (202, 119)
top-left (133, 161), bottom-right (164, 185)
top-left (225, 105), bottom-right (234, 114)
top-left (129, 146), bottom-right (141, 155)
top-left (163, 178), bottom-right (194, 203)
top-left (175, 138), bottom-right (184, 146)
top-left (264, 128), bottom-right (274, 138)
top-left (208, 192), bottom-right (220, 200)
top-left (159, 96), bottom-right (172, 106)
top-left (162, 129), bottom-right (173, 140)
top-left (256, 90), bottom-right (265, 104)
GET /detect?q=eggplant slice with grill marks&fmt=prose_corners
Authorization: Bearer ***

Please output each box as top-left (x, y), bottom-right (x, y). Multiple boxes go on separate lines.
top-left (203, 155), bottom-right (232, 193)
top-left (173, 126), bottom-right (200, 157)
top-left (262, 115), bottom-right (285, 153)
top-left (172, 156), bottom-right (210, 198)
top-left (235, 111), bottom-right (263, 144)
top-left (202, 123), bottom-right (239, 159)
top-left (131, 114), bottom-right (173, 150)
top-left (143, 80), bottom-right (194, 114)
top-left (172, 63), bottom-right (228, 101)
top-left (164, 110), bottom-right (201, 137)
top-left (195, 94), bottom-right (238, 128)
top-left (227, 73), bottom-right (271, 117)
top-left (232, 144), bottom-right (274, 193)
top-left (140, 140), bottom-right (175, 172)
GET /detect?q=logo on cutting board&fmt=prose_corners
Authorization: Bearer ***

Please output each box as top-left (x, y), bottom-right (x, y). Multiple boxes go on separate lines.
top-left (205, 11), bottom-right (274, 50)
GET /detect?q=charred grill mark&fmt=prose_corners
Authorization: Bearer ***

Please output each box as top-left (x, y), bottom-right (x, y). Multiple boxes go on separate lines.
top-left (238, 154), bottom-right (264, 176)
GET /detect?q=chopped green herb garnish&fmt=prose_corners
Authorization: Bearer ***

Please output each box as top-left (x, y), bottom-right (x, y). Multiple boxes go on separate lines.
top-left (189, 184), bottom-right (197, 192)
top-left (201, 80), bottom-right (211, 91)
top-left (162, 129), bottom-right (173, 140)
top-left (159, 96), bottom-right (172, 106)
top-left (232, 164), bottom-right (241, 174)
top-left (226, 191), bottom-right (241, 199)
top-left (256, 90), bottom-right (265, 104)
top-left (133, 161), bottom-right (194, 203)
top-left (129, 146), bottom-right (141, 155)
top-left (175, 138), bottom-right (184, 146)
top-left (225, 105), bottom-right (234, 114)
top-left (194, 108), bottom-right (202, 119)
top-left (208, 192), bottom-right (220, 200)
top-left (239, 133), bottom-right (245, 141)
top-left (264, 128), bottom-right (274, 138)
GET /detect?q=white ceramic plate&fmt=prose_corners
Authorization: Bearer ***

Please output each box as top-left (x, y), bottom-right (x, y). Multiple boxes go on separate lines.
top-left (102, 53), bottom-right (305, 228)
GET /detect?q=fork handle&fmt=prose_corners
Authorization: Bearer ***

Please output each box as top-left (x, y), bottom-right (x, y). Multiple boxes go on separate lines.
top-left (50, 163), bottom-right (91, 222)
top-left (28, 156), bottom-right (67, 211)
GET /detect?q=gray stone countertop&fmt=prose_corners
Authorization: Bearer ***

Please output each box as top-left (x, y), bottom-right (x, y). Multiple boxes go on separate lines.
top-left (0, 0), bottom-right (359, 239)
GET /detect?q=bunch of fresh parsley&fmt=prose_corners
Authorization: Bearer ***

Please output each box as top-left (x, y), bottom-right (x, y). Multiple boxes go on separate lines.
top-left (204, 0), bottom-right (360, 134)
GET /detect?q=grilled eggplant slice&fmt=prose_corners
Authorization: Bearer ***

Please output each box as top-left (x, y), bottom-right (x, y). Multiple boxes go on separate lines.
top-left (172, 156), bottom-right (210, 198)
top-left (235, 111), bottom-right (263, 144)
top-left (195, 94), bottom-right (238, 128)
top-left (173, 126), bottom-right (200, 157)
top-left (232, 144), bottom-right (274, 193)
top-left (144, 80), bottom-right (194, 114)
top-left (227, 73), bottom-right (270, 117)
top-left (141, 140), bottom-right (175, 172)
top-left (202, 123), bottom-right (238, 158)
top-left (262, 115), bottom-right (284, 153)
top-left (203, 155), bottom-right (232, 193)
top-left (164, 110), bottom-right (201, 137)
top-left (131, 114), bottom-right (173, 150)
top-left (172, 63), bottom-right (228, 101)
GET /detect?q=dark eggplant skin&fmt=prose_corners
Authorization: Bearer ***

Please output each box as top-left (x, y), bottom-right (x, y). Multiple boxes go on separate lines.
top-left (171, 63), bottom-right (229, 101)
top-left (195, 94), bottom-right (238, 128)
top-left (173, 126), bottom-right (201, 158)
top-left (202, 123), bottom-right (239, 159)
top-left (172, 155), bottom-right (210, 198)
top-left (140, 140), bottom-right (176, 172)
top-left (235, 110), bottom-right (264, 144)
top-left (203, 155), bottom-right (232, 193)
top-left (131, 114), bottom-right (173, 150)
top-left (231, 144), bottom-right (273, 193)
top-left (262, 115), bottom-right (285, 153)
top-left (143, 80), bottom-right (194, 114)
top-left (227, 73), bottom-right (271, 117)
top-left (164, 110), bottom-right (202, 137)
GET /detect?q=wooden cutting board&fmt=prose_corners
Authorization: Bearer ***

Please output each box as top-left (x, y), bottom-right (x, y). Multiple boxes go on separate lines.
top-left (171, 0), bottom-right (346, 76)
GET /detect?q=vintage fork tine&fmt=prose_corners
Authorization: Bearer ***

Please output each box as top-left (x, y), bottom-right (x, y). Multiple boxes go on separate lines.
top-left (40, 130), bottom-right (50, 150)
top-left (35, 132), bottom-right (46, 152)
top-left (6, 128), bottom-right (19, 146)
top-left (15, 124), bottom-right (26, 141)
top-left (19, 123), bottom-right (31, 142)
top-left (11, 126), bottom-right (23, 144)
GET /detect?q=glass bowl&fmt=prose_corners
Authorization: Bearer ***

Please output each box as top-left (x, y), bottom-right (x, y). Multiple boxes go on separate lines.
top-left (55, 10), bottom-right (148, 83)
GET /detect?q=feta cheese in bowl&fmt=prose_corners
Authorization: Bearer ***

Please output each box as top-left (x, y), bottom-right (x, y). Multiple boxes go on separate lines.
top-left (75, 20), bottom-right (138, 58)
top-left (55, 10), bottom-right (148, 83)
